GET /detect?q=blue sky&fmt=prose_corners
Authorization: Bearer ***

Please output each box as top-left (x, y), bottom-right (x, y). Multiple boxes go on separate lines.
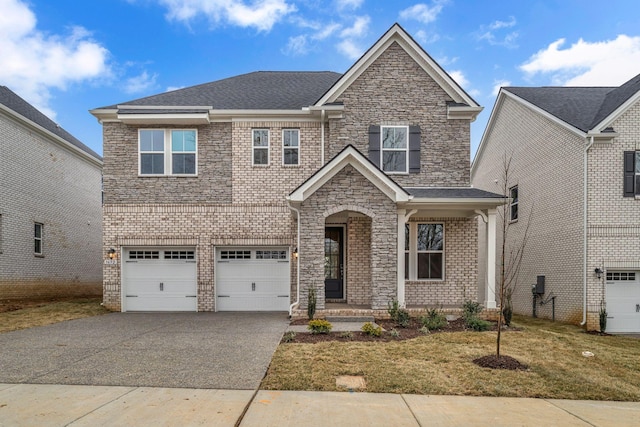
top-left (3, 0), bottom-right (640, 158)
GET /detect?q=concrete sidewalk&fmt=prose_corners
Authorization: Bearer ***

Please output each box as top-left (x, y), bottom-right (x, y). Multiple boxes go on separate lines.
top-left (1, 384), bottom-right (639, 427)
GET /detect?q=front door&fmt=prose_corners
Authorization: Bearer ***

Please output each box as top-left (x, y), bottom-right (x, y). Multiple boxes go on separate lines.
top-left (324, 227), bottom-right (344, 299)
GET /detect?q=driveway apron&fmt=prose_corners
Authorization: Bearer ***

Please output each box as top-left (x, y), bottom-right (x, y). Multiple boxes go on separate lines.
top-left (0, 312), bottom-right (289, 389)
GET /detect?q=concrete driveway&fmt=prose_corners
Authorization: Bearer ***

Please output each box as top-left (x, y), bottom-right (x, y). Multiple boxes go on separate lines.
top-left (0, 312), bottom-right (289, 389)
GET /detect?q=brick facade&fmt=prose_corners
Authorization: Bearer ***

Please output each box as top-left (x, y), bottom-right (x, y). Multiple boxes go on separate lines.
top-left (473, 93), bottom-right (640, 330)
top-left (0, 109), bottom-right (103, 299)
top-left (99, 30), bottom-right (486, 313)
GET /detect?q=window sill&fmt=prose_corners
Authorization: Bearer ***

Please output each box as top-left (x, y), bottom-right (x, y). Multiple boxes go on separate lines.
top-left (137, 174), bottom-right (198, 178)
top-left (509, 219), bottom-right (518, 224)
top-left (34, 254), bottom-right (44, 258)
top-left (282, 164), bottom-right (301, 167)
top-left (405, 278), bottom-right (445, 283)
top-left (385, 172), bottom-right (409, 175)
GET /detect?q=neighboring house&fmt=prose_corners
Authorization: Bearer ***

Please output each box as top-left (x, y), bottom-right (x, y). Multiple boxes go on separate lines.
top-left (0, 86), bottom-right (103, 300)
top-left (91, 24), bottom-right (504, 316)
top-left (472, 74), bottom-right (640, 332)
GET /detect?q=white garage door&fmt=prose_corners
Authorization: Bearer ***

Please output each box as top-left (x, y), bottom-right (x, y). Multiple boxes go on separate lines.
top-left (122, 248), bottom-right (197, 312)
top-left (216, 248), bottom-right (290, 311)
top-left (606, 271), bottom-right (640, 333)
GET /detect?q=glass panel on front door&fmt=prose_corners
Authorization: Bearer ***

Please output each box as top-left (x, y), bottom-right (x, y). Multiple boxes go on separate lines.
top-left (324, 227), bottom-right (343, 299)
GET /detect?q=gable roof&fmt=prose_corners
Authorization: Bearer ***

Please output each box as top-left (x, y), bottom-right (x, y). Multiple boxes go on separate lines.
top-left (100, 71), bottom-right (342, 110)
top-left (315, 23), bottom-right (480, 112)
top-left (288, 145), bottom-right (411, 203)
top-left (0, 86), bottom-right (101, 162)
top-left (504, 73), bottom-right (640, 132)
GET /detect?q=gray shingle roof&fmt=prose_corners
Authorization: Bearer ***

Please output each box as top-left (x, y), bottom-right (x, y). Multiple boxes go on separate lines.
top-left (406, 187), bottom-right (504, 199)
top-left (504, 73), bottom-right (640, 132)
top-left (103, 71), bottom-right (342, 111)
top-left (0, 86), bottom-right (101, 161)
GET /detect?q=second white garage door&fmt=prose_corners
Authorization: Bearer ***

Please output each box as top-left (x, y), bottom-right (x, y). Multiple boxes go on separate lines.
top-left (216, 247), bottom-right (290, 311)
top-left (606, 271), bottom-right (640, 333)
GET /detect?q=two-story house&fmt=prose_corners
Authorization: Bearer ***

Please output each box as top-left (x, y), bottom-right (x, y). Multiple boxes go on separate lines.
top-left (472, 74), bottom-right (640, 332)
top-left (0, 86), bottom-right (103, 300)
top-left (91, 24), bottom-right (504, 316)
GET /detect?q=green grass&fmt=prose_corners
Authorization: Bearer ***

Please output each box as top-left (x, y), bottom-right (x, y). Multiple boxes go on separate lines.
top-left (261, 315), bottom-right (640, 401)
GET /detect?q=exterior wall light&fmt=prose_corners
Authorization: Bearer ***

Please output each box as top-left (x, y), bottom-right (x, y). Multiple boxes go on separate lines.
top-left (293, 247), bottom-right (298, 259)
top-left (594, 268), bottom-right (603, 279)
top-left (108, 248), bottom-right (117, 260)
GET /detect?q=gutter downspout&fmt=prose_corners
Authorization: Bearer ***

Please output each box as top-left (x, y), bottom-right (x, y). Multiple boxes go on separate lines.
top-left (581, 136), bottom-right (595, 326)
top-left (320, 109), bottom-right (325, 165)
top-left (287, 201), bottom-right (301, 317)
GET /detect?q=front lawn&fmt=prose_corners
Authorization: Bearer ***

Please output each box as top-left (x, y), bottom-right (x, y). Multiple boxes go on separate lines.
top-left (261, 315), bottom-right (640, 401)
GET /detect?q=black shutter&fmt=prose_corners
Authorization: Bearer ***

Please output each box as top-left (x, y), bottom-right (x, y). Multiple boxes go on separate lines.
top-left (623, 151), bottom-right (635, 197)
top-left (409, 125), bottom-right (421, 173)
top-left (368, 125), bottom-right (381, 168)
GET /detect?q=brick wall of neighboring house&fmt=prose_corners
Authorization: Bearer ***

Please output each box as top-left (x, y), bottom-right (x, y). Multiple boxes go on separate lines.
top-left (327, 41), bottom-right (471, 187)
top-left (298, 165), bottom-right (397, 310)
top-left (102, 122), bottom-right (232, 204)
top-left (346, 216), bottom-right (372, 305)
top-left (231, 121), bottom-right (323, 204)
top-left (472, 95), bottom-right (585, 324)
top-left (102, 204), bottom-right (296, 311)
top-left (0, 112), bottom-right (102, 299)
top-left (586, 100), bottom-right (640, 330)
top-left (405, 217), bottom-right (477, 307)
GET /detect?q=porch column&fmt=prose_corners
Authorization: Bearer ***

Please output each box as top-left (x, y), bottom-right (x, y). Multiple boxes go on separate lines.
top-left (485, 208), bottom-right (497, 309)
top-left (397, 209), bottom-right (406, 307)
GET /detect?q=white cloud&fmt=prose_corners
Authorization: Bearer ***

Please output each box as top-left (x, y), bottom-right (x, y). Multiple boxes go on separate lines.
top-left (337, 39), bottom-right (362, 60)
top-left (399, 1), bottom-right (447, 24)
top-left (340, 15), bottom-right (369, 38)
top-left (166, 85), bottom-right (185, 92)
top-left (0, 0), bottom-right (110, 119)
top-left (284, 34), bottom-right (309, 55)
top-left (448, 70), bottom-right (469, 89)
top-left (159, 0), bottom-right (295, 32)
top-left (492, 79), bottom-right (511, 96)
top-left (436, 56), bottom-right (458, 66)
top-left (520, 35), bottom-right (640, 86)
top-left (335, 0), bottom-right (363, 10)
top-left (124, 71), bottom-right (158, 94)
top-left (476, 16), bottom-right (518, 48)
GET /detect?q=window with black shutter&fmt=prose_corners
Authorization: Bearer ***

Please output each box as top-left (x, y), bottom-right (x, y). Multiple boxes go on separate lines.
top-left (368, 124), bottom-right (421, 173)
top-left (623, 151), bottom-right (637, 197)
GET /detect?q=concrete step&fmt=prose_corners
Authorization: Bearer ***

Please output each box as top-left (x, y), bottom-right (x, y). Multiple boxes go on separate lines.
top-left (325, 316), bottom-right (375, 323)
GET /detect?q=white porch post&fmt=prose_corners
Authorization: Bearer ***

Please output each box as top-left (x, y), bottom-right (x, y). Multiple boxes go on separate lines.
top-left (485, 208), bottom-right (497, 309)
top-left (397, 209), bottom-right (406, 308)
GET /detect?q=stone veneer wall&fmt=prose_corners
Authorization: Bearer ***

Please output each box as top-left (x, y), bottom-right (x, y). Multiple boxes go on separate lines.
top-left (327, 41), bottom-right (471, 187)
top-left (405, 217), bottom-right (477, 307)
top-left (298, 165), bottom-right (396, 310)
top-left (102, 204), bottom-right (296, 311)
top-left (346, 216), bottom-right (372, 305)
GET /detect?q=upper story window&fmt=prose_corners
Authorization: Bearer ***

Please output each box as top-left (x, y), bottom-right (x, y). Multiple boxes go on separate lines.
top-left (34, 222), bottom-right (43, 256)
top-left (253, 129), bottom-right (269, 166)
top-left (283, 129), bottom-right (299, 165)
top-left (509, 185), bottom-right (519, 222)
top-left (139, 129), bottom-right (197, 176)
top-left (381, 126), bottom-right (408, 173)
top-left (368, 125), bottom-right (420, 174)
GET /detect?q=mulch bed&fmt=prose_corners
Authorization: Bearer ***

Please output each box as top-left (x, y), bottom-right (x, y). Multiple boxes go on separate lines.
top-left (473, 355), bottom-right (529, 370)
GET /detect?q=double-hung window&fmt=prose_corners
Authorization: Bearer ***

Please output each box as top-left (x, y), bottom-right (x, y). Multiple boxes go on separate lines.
top-left (381, 126), bottom-right (408, 173)
top-left (405, 223), bottom-right (444, 280)
top-left (509, 185), bottom-right (518, 221)
top-left (282, 129), bottom-right (299, 165)
top-left (34, 222), bottom-right (43, 256)
top-left (139, 129), bottom-right (197, 176)
top-left (253, 129), bottom-right (269, 165)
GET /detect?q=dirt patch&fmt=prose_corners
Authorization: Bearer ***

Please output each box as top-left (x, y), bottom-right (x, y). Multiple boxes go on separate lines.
top-left (473, 355), bottom-right (529, 370)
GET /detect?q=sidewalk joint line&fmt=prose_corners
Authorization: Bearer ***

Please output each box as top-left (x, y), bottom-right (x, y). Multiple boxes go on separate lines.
top-left (544, 399), bottom-right (597, 427)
